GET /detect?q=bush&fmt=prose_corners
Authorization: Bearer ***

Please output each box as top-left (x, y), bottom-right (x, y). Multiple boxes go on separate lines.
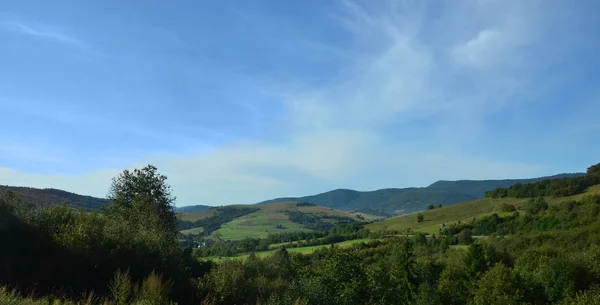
top-left (500, 203), bottom-right (516, 212)
top-left (458, 229), bottom-right (473, 245)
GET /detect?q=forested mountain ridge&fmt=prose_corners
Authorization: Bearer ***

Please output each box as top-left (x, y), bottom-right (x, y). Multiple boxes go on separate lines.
top-left (487, 164), bottom-right (599, 198)
top-left (257, 173), bottom-right (584, 215)
top-left (0, 185), bottom-right (108, 211)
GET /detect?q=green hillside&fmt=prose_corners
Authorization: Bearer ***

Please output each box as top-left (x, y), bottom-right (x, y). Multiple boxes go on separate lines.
top-left (5, 163), bottom-right (600, 305)
top-left (177, 201), bottom-right (379, 240)
top-left (0, 185), bottom-right (108, 211)
top-left (427, 173), bottom-right (583, 198)
top-left (258, 173), bottom-right (583, 215)
top-left (367, 184), bottom-right (600, 234)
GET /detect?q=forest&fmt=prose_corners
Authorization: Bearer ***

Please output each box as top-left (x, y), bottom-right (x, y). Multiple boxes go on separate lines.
top-left (1, 163), bottom-right (600, 304)
top-left (485, 164), bottom-right (600, 198)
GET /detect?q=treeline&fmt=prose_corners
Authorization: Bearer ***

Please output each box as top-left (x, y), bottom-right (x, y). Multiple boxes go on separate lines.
top-left (176, 207), bottom-right (259, 236)
top-left (4, 163), bottom-right (600, 305)
top-left (442, 195), bottom-right (600, 238)
top-left (285, 211), bottom-right (356, 231)
top-left (191, 223), bottom-right (371, 258)
top-left (0, 165), bottom-right (207, 304)
top-left (193, 227), bottom-right (600, 305)
top-left (295, 202), bottom-right (316, 207)
top-left (486, 162), bottom-right (600, 198)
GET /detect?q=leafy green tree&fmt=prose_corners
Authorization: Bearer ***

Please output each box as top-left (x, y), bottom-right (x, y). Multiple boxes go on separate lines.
top-left (457, 229), bottom-right (473, 245)
top-left (500, 203), bottom-right (516, 212)
top-left (105, 165), bottom-right (177, 235)
top-left (587, 163), bottom-right (600, 175)
top-left (427, 204), bottom-right (435, 210)
top-left (417, 214), bottom-right (424, 223)
top-left (464, 243), bottom-right (488, 281)
top-left (471, 263), bottom-right (523, 305)
top-left (437, 264), bottom-right (468, 305)
top-left (562, 284), bottom-right (600, 305)
top-left (391, 239), bottom-right (418, 304)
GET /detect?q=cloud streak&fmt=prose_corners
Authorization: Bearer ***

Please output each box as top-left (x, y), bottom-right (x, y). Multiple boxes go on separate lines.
top-left (13, 21), bottom-right (83, 47)
top-left (0, 1), bottom-right (593, 206)
top-left (0, 11), bottom-right (104, 57)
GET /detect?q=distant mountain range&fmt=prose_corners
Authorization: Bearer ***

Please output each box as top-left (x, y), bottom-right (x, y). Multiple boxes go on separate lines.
top-left (2, 173), bottom-right (584, 215)
top-left (257, 173), bottom-right (584, 216)
top-left (0, 185), bottom-right (108, 211)
top-left (174, 205), bottom-right (211, 213)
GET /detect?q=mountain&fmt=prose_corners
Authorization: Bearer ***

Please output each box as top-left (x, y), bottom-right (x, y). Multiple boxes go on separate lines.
top-left (0, 185), bottom-right (109, 211)
top-left (426, 173), bottom-right (583, 198)
top-left (257, 173), bottom-right (584, 216)
top-left (175, 205), bottom-right (211, 213)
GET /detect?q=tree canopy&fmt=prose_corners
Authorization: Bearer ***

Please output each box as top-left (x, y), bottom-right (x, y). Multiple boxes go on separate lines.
top-left (104, 164), bottom-right (177, 235)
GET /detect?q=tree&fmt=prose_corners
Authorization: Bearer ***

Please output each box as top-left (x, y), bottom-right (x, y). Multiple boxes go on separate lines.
top-left (427, 204), bottom-right (435, 210)
top-left (437, 204), bottom-right (442, 208)
top-left (457, 229), bottom-right (473, 245)
top-left (417, 214), bottom-right (424, 223)
top-left (104, 165), bottom-right (177, 235)
top-left (464, 243), bottom-right (488, 281)
top-left (471, 263), bottom-right (523, 305)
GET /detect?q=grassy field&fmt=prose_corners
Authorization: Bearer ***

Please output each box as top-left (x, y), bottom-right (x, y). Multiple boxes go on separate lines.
top-left (366, 185), bottom-right (600, 234)
top-left (366, 197), bottom-right (521, 234)
top-left (179, 227), bottom-right (204, 235)
top-left (177, 208), bottom-right (219, 221)
top-left (205, 238), bottom-right (378, 261)
top-left (178, 201), bottom-right (381, 241)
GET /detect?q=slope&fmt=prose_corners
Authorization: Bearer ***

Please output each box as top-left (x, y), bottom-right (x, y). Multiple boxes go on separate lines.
top-left (177, 201), bottom-right (377, 240)
top-left (0, 185), bottom-right (108, 211)
top-left (366, 184), bottom-right (600, 234)
top-left (258, 173), bottom-right (584, 215)
top-left (427, 173), bottom-right (583, 198)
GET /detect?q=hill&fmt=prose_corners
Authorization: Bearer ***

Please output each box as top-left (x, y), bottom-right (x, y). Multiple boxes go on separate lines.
top-left (366, 184), bottom-right (600, 234)
top-left (177, 201), bottom-right (379, 240)
top-left (258, 173), bottom-right (584, 215)
top-left (427, 173), bottom-right (582, 198)
top-left (0, 185), bottom-right (108, 211)
top-left (174, 204), bottom-right (211, 213)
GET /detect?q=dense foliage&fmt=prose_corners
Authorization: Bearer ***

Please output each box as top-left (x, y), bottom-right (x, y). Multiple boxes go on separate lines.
top-left (2, 163), bottom-right (600, 305)
top-left (486, 163), bottom-right (600, 198)
top-left (0, 166), bottom-right (205, 304)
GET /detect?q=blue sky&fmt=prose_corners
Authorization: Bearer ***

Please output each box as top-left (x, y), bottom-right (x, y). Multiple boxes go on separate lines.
top-left (1, 0), bottom-right (599, 206)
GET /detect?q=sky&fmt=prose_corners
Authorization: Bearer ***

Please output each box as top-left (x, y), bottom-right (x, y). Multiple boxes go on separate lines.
top-left (1, 0), bottom-right (599, 207)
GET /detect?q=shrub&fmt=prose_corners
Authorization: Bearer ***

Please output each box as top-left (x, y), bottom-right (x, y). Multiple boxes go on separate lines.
top-left (500, 203), bottom-right (516, 212)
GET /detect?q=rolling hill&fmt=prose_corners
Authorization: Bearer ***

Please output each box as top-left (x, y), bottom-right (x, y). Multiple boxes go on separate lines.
top-left (0, 185), bottom-right (108, 211)
top-left (177, 201), bottom-right (380, 240)
top-left (366, 184), bottom-right (600, 235)
top-left (258, 173), bottom-right (583, 215)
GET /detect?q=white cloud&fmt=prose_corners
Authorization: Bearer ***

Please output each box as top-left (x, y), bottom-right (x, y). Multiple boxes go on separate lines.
top-left (13, 21), bottom-right (83, 47)
top-left (0, 12), bottom-right (105, 57)
top-left (0, 1), bottom-right (569, 206)
top-left (0, 167), bottom-right (119, 198)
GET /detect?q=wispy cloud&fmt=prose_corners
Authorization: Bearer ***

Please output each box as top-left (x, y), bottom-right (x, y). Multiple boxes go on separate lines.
top-left (0, 12), bottom-right (104, 57)
top-left (13, 20), bottom-right (84, 47)
top-left (0, 1), bottom-right (592, 206)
